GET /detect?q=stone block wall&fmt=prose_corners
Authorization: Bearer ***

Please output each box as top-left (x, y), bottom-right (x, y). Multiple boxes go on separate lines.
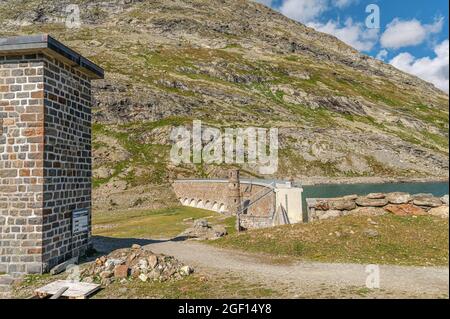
top-left (0, 54), bottom-right (45, 275)
top-left (240, 215), bottom-right (274, 229)
top-left (0, 53), bottom-right (93, 274)
top-left (41, 55), bottom-right (92, 270)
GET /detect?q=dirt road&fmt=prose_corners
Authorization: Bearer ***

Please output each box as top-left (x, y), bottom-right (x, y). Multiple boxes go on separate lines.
top-left (142, 239), bottom-right (449, 298)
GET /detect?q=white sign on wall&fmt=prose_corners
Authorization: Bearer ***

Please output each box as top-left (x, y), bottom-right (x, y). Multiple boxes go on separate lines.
top-left (72, 209), bottom-right (89, 234)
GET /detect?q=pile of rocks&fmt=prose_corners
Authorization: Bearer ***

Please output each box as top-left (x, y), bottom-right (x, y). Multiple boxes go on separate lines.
top-left (309, 193), bottom-right (449, 221)
top-left (80, 245), bottom-right (193, 286)
top-left (179, 219), bottom-right (227, 240)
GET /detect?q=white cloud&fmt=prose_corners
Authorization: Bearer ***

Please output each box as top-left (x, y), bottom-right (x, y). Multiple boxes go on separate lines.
top-left (376, 49), bottom-right (388, 61)
top-left (278, 0), bottom-right (376, 51)
top-left (390, 40), bottom-right (449, 93)
top-left (309, 18), bottom-right (379, 51)
top-left (380, 17), bottom-right (444, 49)
top-left (280, 0), bottom-right (328, 24)
top-left (332, 0), bottom-right (359, 8)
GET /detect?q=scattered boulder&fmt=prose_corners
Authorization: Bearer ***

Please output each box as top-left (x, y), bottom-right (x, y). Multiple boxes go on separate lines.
top-left (428, 206), bottom-right (449, 219)
top-left (81, 246), bottom-right (193, 286)
top-left (148, 254), bottom-right (158, 268)
top-left (363, 229), bottom-right (379, 238)
top-left (193, 219), bottom-right (209, 228)
top-left (367, 193), bottom-right (385, 199)
top-left (412, 195), bottom-right (442, 208)
top-left (180, 219), bottom-right (227, 240)
top-left (211, 225), bottom-right (228, 237)
top-left (384, 204), bottom-right (426, 216)
top-left (441, 195), bottom-right (449, 206)
top-left (386, 192), bottom-right (412, 204)
top-left (328, 199), bottom-right (356, 211)
top-left (138, 274), bottom-right (148, 282)
top-left (314, 200), bottom-right (329, 211)
top-left (180, 265), bottom-right (194, 276)
top-left (100, 270), bottom-right (113, 279)
top-left (105, 258), bottom-right (123, 270)
top-left (413, 193), bottom-right (433, 198)
top-left (114, 265), bottom-right (129, 278)
top-left (356, 196), bottom-right (388, 207)
top-left (101, 278), bottom-right (113, 286)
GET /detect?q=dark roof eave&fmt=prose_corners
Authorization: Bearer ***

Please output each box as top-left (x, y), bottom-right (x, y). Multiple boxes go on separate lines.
top-left (0, 34), bottom-right (104, 79)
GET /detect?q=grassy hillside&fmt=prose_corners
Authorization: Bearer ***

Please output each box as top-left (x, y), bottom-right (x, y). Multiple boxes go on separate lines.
top-left (210, 215), bottom-right (449, 266)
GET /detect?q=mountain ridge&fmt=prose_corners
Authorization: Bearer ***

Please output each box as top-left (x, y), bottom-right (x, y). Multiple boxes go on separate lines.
top-left (0, 0), bottom-right (448, 211)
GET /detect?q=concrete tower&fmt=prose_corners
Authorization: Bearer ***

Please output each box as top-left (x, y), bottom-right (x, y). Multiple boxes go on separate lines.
top-left (227, 169), bottom-right (241, 216)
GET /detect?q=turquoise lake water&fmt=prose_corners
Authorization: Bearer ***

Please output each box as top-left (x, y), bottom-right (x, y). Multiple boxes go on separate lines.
top-left (301, 181), bottom-right (449, 217)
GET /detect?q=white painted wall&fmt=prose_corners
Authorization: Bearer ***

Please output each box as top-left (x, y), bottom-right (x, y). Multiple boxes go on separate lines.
top-left (275, 185), bottom-right (303, 224)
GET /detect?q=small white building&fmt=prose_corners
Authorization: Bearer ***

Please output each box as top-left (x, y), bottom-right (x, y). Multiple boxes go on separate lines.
top-left (273, 181), bottom-right (304, 224)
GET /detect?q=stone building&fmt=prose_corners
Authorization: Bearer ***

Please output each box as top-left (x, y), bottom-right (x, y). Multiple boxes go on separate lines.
top-left (0, 35), bottom-right (103, 276)
top-left (172, 172), bottom-right (304, 230)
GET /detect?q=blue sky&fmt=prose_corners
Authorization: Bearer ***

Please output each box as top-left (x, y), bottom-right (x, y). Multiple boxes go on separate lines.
top-left (256, 0), bottom-right (449, 92)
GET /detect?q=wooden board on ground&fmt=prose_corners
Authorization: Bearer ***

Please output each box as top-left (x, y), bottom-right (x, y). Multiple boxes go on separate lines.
top-left (34, 280), bottom-right (101, 299)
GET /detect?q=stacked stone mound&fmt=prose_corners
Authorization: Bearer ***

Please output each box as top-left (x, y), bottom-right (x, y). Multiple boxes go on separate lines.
top-left (179, 219), bottom-right (227, 240)
top-left (310, 193), bottom-right (449, 221)
top-left (80, 245), bottom-right (193, 286)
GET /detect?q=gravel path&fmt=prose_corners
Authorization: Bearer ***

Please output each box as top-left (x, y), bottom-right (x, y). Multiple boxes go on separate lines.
top-left (142, 240), bottom-right (449, 298)
top-left (92, 236), bottom-right (449, 298)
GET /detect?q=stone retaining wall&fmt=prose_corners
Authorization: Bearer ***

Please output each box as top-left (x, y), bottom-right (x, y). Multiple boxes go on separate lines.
top-left (240, 215), bottom-right (274, 230)
top-left (173, 180), bottom-right (275, 218)
top-left (308, 193), bottom-right (449, 222)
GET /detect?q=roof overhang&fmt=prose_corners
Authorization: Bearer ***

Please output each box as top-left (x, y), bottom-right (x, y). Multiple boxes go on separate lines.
top-left (0, 34), bottom-right (104, 79)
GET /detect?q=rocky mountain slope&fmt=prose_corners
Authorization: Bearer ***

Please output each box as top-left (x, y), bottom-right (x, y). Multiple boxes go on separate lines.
top-left (1, 0), bottom-right (448, 210)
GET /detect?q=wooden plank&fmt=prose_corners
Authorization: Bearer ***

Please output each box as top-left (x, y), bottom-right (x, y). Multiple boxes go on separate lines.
top-left (49, 287), bottom-right (69, 299)
top-left (35, 280), bottom-right (101, 299)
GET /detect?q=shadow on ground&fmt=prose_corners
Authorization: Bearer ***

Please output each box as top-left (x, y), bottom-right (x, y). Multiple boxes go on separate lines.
top-left (91, 235), bottom-right (193, 256)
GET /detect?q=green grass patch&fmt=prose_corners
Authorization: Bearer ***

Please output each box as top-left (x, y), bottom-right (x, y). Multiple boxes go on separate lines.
top-left (93, 274), bottom-right (276, 299)
top-left (210, 214), bottom-right (449, 266)
top-left (93, 206), bottom-right (235, 239)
